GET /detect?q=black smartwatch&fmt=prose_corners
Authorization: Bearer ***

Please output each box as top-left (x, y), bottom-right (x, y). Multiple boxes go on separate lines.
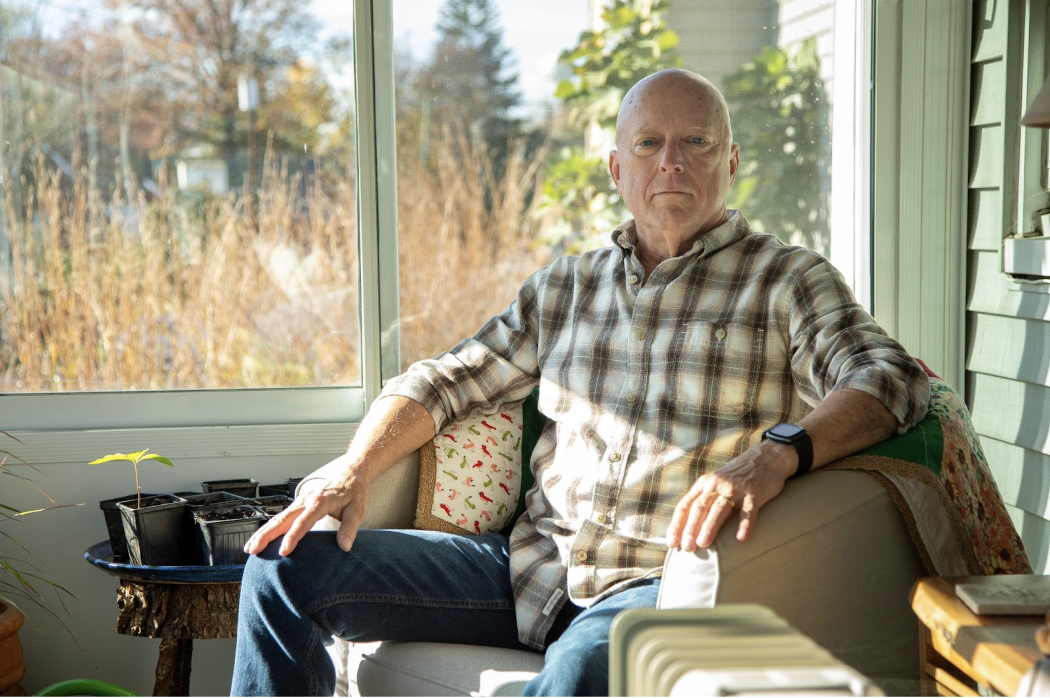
top-left (762, 423), bottom-right (813, 478)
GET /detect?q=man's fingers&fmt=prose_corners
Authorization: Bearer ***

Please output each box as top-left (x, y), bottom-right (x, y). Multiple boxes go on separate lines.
top-left (244, 506), bottom-right (299, 554)
top-left (336, 502), bottom-right (367, 552)
top-left (279, 497), bottom-right (337, 556)
top-left (677, 491), bottom-right (714, 552)
top-left (666, 490), bottom-right (699, 548)
top-left (735, 495), bottom-right (759, 542)
top-left (695, 492), bottom-right (736, 548)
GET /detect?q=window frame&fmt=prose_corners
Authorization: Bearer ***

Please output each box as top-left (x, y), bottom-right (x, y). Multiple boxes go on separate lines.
top-left (1, 0), bottom-right (911, 434)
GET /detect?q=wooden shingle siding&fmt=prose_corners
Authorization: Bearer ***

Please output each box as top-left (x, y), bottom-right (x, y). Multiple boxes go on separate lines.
top-left (969, 189), bottom-right (1005, 250)
top-left (983, 436), bottom-right (1050, 520)
top-left (967, 314), bottom-right (1050, 386)
top-left (968, 250), bottom-right (1050, 321)
top-left (971, 373), bottom-right (1050, 462)
top-left (965, 0), bottom-right (1050, 566)
top-left (969, 126), bottom-right (1004, 189)
top-left (971, 58), bottom-right (1005, 127)
top-left (972, 0), bottom-right (1008, 62)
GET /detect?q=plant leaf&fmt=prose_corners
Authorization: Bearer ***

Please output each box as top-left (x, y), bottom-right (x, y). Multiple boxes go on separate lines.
top-left (140, 454), bottom-right (175, 468)
top-left (88, 453), bottom-right (134, 465)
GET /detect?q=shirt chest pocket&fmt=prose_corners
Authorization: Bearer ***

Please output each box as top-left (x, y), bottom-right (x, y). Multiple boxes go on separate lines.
top-left (672, 322), bottom-right (768, 416)
top-left (681, 322), bottom-right (765, 365)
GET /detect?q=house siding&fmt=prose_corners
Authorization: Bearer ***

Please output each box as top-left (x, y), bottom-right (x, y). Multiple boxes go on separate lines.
top-left (966, 0), bottom-right (1050, 571)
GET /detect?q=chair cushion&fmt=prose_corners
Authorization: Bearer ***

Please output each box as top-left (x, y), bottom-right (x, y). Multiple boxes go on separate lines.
top-left (353, 641), bottom-right (543, 697)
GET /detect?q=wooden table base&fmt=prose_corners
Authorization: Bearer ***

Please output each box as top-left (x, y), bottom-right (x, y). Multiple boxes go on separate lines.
top-left (154, 639), bottom-right (193, 697)
top-left (117, 580), bottom-right (240, 697)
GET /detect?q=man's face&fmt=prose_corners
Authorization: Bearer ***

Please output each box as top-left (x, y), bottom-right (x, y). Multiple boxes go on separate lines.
top-left (609, 77), bottom-right (739, 243)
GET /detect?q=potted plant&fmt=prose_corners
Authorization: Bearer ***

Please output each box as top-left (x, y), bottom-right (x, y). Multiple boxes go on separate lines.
top-left (1, 432), bottom-right (77, 695)
top-left (193, 505), bottom-right (266, 566)
top-left (88, 449), bottom-right (184, 566)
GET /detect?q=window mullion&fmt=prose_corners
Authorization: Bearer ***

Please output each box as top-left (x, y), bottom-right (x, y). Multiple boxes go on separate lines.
top-left (370, 1), bottom-right (402, 387)
top-left (353, 0), bottom-right (385, 407)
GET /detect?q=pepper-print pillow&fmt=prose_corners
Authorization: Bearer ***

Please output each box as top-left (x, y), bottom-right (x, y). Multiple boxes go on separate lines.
top-left (414, 406), bottom-right (523, 535)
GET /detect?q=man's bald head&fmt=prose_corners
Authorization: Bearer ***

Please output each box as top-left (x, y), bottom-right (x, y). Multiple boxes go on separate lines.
top-left (615, 69), bottom-right (733, 149)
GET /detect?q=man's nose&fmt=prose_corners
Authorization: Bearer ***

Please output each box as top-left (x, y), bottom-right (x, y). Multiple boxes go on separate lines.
top-left (659, 143), bottom-right (685, 173)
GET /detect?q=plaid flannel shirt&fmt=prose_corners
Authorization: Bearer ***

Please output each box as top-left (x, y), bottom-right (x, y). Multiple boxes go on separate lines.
top-left (381, 210), bottom-right (930, 650)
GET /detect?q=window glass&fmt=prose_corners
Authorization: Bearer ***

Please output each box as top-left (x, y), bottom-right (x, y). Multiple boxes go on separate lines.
top-left (0, 0), bottom-right (358, 392)
top-left (391, 0), bottom-right (864, 369)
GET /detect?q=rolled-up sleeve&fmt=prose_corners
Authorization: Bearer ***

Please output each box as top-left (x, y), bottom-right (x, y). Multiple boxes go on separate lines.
top-left (787, 259), bottom-right (930, 432)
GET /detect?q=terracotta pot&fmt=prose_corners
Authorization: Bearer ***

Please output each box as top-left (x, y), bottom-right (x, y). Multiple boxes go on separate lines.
top-left (0, 602), bottom-right (25, 697)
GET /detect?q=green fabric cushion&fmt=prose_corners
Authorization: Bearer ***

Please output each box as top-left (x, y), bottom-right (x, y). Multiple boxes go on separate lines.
top-left (505, 387), bottom-right (543, 532)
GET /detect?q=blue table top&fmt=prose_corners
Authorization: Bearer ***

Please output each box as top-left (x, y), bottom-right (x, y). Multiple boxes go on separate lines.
top-left (84, 541), bottom-right (245, 584)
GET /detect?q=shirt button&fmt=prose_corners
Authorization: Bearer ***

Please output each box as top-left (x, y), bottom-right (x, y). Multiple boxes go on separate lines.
top-left (715, 328), bottom-right (727, 340)
top-left (627, 274), bottom-right (639, 285)
top-left (596, 513), bottom-right (608, 524)
top-left (609, 452), bottom-right (621, 462)
top-left (634, 330), bottom-right (646, 341)
top-left (625, 393), bottom-right (637, 404)
top-left (576, 550), bottom-right (588, 562)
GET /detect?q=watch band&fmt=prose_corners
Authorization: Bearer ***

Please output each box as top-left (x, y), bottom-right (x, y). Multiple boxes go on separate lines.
top-left (788, 433), bottom-right (813, 478)
top-left (762, 425), bottom-right (813, 478)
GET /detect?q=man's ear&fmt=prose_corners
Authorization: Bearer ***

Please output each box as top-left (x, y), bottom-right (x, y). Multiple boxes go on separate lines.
top-left (609, 150), bottom-right (621, 190)
top-left (728, 143), bottom-right (740, 186)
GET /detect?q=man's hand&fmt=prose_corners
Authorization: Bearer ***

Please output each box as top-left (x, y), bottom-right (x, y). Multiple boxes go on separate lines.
top-left (666, 439), bottom-right (797, 551)
top-left (243, 394), bottom-right (437, 559)
top-left (666, 388), bottom-right (902, 550)
top-left (244, 473), bottom-right (371, 557)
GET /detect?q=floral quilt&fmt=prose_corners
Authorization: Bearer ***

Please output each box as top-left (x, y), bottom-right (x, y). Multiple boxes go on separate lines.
top-left (826, 365), bottom-right (1031, 576)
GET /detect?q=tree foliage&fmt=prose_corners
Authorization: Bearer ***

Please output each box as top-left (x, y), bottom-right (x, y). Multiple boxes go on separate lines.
top-left (554, 0), bottom-right (681, 132)
top-left (722, 39), bottom-right (831, 251)
top-left (108, 0), bottom-right (323, 159)
top-left (540, 0), bottom-right (681, 251)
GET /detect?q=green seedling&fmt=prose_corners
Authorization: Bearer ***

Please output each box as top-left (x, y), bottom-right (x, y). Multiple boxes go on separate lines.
top-left (88, 448), bottom-right (174, 509)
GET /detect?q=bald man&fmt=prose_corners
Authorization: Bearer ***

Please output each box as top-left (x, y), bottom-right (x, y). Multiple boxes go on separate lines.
top-left (232, 69), bottom-right (929, 697)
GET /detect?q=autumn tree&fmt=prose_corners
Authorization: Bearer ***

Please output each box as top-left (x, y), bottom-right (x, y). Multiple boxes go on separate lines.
top-left (109, 0), bottom-right (321, 159)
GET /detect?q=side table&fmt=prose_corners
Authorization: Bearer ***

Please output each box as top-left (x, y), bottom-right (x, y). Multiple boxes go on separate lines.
top-left (85, 542), bottom-right (243, 697)
top-left (910, 576), bottom-right (1047, 697)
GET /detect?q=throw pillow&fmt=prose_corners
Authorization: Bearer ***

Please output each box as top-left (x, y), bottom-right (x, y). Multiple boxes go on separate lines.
top-left (415, 406), bottom-right (524, 535)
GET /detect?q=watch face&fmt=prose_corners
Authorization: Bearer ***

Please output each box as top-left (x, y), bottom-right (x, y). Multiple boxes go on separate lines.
top-left (767, 423), bottom-right (805, 441)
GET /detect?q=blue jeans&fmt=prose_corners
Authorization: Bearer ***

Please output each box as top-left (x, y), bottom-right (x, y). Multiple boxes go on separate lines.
top-left (230, 530), bottom-right (660, 696)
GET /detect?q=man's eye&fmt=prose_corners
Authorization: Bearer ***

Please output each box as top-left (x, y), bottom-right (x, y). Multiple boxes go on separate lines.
top-left (638, 139), bottom-right (656, 147)
top-left (690, 137), bottom-right (707, 145)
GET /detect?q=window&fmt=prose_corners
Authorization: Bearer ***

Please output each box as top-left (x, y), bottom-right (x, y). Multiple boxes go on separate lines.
top-left (388, 0), bottom-right (873, 370)
top-left (0, 0), bottom-right (874, 427)
top-left (0, 0), bottom-right (358, 395)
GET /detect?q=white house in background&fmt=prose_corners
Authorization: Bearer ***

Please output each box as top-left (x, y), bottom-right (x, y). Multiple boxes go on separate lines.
top-left (175, 147), bottom-right (230, 194)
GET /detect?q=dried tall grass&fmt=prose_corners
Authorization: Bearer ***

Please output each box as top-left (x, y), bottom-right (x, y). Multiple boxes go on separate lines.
top-left (0, 151), bottom-right (361, 391)
top-left (396, 128), bottom-right (555, 366)
top-left (0, 127), bottom-right (556, 391)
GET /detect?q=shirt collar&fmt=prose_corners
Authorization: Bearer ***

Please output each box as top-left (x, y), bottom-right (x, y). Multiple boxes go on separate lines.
top-left (611, 209), bottom-right (751, 260)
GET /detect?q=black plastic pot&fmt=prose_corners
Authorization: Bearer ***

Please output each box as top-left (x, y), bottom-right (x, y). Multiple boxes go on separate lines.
top-left (98, 492), bottom-right (159, 563)
top-left (249, 495), bottom-right (293, 519)
top-left (180, 493), bottom-right (249, 564)
top-left (118, 494), bottom-right (188, 566)
top-left (258, 477), bottom-right (303, 499)
top-left (194, 505), bottom-right (266, 565)
top-left (200, 478), bottom-right (258, 498)
top-left (258, 483), bottom-right (291, 498)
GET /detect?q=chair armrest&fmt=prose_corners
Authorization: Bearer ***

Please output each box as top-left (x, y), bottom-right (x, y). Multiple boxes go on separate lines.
top-left (304, 450), bottom-right (421, 532)
top-left (659, 470), bottom-right (925, 680)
